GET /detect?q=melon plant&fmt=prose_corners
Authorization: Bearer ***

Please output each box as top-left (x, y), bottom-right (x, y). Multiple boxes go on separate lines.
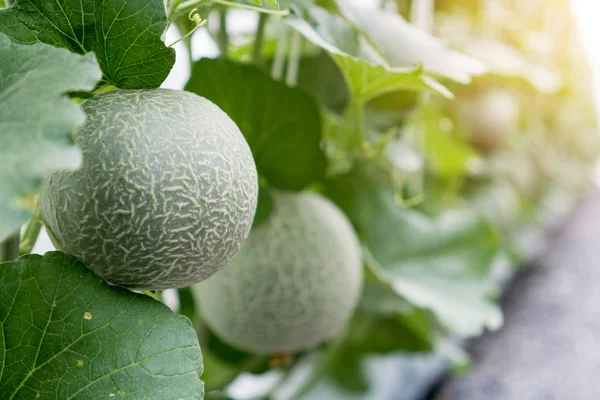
top-left (194, 191), bottom-right (363, 354)
top-left (41, 89), bottom-right (258, 290)
top-left (1, 0), bottom-right (595, 398)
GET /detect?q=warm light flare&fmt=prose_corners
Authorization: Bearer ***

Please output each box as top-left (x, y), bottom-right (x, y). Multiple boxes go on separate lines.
top-left (571, 0), bottom-right (600, 116)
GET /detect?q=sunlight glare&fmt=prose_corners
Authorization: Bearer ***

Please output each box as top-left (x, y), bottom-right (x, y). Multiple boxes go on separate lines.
top-left (570, 0), bottom-right (600, 116)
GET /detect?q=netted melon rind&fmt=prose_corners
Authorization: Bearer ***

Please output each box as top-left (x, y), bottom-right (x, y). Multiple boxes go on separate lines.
top-left (194, 191), bottom-right (363, 354)
top-left (41, 89), bottom-right (258, 290)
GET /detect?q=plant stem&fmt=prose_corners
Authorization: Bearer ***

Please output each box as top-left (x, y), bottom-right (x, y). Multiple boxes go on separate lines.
top-left (1, 233), bottom-right (20, 262)
top-left (252, 13), bottom-right (269, 66)
top-left (347, 99), bottom-right (365, 148)
top-left (167, 19), bottom-right (207, 48)
top-left (174, 0), bottom-right (288, 17)
top-left (4, 0), bottom-right (11, 7)
top-left (168, 0), bottom-right (183, 17)
top-left (271, 24), bottom-right (288, 80)
top-left (217, 8), bottom-right (229, 56)
top-left (212, 0), bottom-right (288, 15)
top-left (172, 0), bottom-right (210, 17)
top-left (19, 200), bottom-right (43, 255)
top-left (285, 30), bottom-right (302, 87)
top-left (410, 0), bottom-right (434, 32)
top-left (408, 0), bottom-right (433, 205)
top-left (44, 223), bottom-right (64, 252)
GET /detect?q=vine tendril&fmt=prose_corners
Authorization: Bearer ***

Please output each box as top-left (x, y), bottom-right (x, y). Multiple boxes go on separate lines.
top-left (167, 8), bottom-right (207, 48)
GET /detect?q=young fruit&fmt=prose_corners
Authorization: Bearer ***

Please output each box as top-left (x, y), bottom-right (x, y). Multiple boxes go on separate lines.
top-left (456, 89), bottom-right (520, 153)
top-left (194, 191), bottom-right (363, 354)
top-left (40, 89), bottom-right (258, 291)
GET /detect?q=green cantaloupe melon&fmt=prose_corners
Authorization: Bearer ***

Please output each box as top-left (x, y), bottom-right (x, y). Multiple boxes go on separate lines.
top-left (194, 191), bottom-right (363, 354)
top-left (457, 89), bottom-right (520, 153)
top-left (40, 89), bottom-right (258, 290)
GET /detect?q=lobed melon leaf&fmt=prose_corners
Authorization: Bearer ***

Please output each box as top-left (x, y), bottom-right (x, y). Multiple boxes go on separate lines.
top-left (185, 58), bottom-right (326, 191)
top-left (0, 252), bottom-right (204, 399)
top-left (287, 7), bottom-right (453, 103)
top-left (326, 164), bottom-right (503, 337)
top-left (0, 0), bottom-right (175, 89)
top-left (0, 33), bottom-right (101, 242)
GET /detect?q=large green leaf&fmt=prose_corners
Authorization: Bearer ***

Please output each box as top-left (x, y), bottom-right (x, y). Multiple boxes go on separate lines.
top-left (357, 273), bottom-right (434, 350)
top-left (297, 52), bottom-right (349, 112)
top-left (0, 34), bottom-right (101, 241)
top-left (185, 58), bottom-right (326, 191)
top-left (326, 164), bottom-right (503, 337)
top-left (252, 185), bottom-right (274, 228)
top-left (347, 309), bottom-right (433, 355)
top-left (338, 2), bottom-right (487, 84)
top-left (0, 252), bottom-right (204, 399)
top-left (0, 0), bottom-right (174, 88)
top-left (286, 7), bottom-right (452, 103)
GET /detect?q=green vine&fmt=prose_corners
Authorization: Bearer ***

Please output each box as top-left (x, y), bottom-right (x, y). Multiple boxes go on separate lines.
top-left (212, 0), bottom-right (288, 14)
top-left (173, 0), bottom-right (288, 17)
top-left (168, 8), bottom-right (208, 48)
top-left (252, 14), bottom-right (269, 65)
top-left (217, 8), bottom-right (229, 56)
top-left (346, 99), bottom-right (365, 149)
top-left (285, 30), bottom-right (302, 87)
top-left (19, 199), bottom-right (43, 255)
top-left (271, 24), bottom-right (288, 80)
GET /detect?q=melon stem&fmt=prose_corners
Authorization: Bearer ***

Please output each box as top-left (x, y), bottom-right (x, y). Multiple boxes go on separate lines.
top-left (217, 8), bottom-right (229, 56)
top-left (252, 13), bottom-right (269, 66)
top-left (271, 24), bottom-right (289, 80)
top-left (285, 30), bottom-right (302, 87)
top-left (19, 199), bottom-right (42, 255)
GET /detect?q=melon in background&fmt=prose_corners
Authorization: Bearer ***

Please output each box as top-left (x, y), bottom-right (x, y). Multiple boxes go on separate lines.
top-left (194, 191), bottom-right (364, 354)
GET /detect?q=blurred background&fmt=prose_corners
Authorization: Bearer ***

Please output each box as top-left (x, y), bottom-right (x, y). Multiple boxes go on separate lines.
top-left (160, 1), bottom-right (600, 399)
top-left (572, 0), bottom-right (600, 116)
top-left (31, 0), bottom-right (600, 399)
